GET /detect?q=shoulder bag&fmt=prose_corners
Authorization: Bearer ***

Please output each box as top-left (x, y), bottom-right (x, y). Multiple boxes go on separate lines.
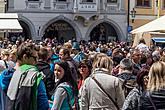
top-left (91, 76), bottom-right (119, 110)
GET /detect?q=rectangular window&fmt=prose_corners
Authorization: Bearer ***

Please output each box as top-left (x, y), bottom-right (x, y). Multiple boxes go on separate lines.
top-left (28, 0), bottom-right (39, 1)
top-left (107, 0), bottom-right (117, 3)
top-left (57, 0), bottom-right (67, 1)
top-left (163, 0), bottom-right (165, 8)
top-left (136, 0), bottom-right (151, 7)
top-left (82, 0), bottom-right (93, 2)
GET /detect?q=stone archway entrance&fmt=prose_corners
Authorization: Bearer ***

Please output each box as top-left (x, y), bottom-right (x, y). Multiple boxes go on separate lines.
top-left (43, 20), bottom-right (76, 42)
top-left (90, 22), bottom-right (118, 43)
top-left (9, 21), bottom-right (32, 42)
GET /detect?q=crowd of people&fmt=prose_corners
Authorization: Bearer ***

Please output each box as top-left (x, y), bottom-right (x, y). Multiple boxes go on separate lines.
top-left (0, 37), bottom-right (165, 110)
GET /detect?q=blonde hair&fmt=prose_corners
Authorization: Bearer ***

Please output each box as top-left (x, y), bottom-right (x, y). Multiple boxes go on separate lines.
top-left (1, 49), bottom-right (10, 60)
top-left (1, 49), bottom-right (10, 56)
top-left (63, 42), bottom-right (72, 53)
top-left (93, 53), bottom-right (107, 63)
top-left (147, 61), bottom-right (165, 91)
top-left (63, 42), bottom-right (72, 50)
top-left (10, 48), bottom-right (17, 56)
top-left (92, 53), bottom-right (113, 74)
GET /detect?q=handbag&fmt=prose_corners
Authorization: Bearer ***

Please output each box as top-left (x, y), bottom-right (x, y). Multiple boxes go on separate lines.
top-left (91, 76), bottom-right (119, 110)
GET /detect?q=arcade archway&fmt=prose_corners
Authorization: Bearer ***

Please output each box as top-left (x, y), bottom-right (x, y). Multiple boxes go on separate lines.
top-left (90, 22), bottom-right (118, 43)
top-left (43, 20), bottom-right (76, 42)
top-left (9, 21), bottom-right (32, 42)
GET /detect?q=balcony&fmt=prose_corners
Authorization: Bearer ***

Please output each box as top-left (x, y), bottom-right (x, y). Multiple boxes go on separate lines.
top-left (25, 0), bottom-right (42, 9)
top-left (53, 1), bottom-right (70, 10)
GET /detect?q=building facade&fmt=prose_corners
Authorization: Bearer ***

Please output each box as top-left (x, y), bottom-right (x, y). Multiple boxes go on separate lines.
top-left (0, 0), bottom-right (6, 39)
top-left (126, 0), bottom-right (165, 45)
top-left (0, 0), bottom-right (5, 12)
top-left (7, 0), bottom-right (127, 42)
top-left (128, 0), bottom-right (165, 30)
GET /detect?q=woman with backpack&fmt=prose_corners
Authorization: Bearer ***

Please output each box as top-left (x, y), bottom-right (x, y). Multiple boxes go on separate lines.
top-left (50, 61), bottom-right (78, 110)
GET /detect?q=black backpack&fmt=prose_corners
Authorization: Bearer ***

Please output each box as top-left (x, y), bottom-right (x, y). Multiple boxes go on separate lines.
top-left (122, 79), bottom-right (137, 97)
top-left (5, 68), bottom-right (42, 110)
top-left (36, 62), bottom-right (55, 100)
top-left (67, 61), bottom-right (79, 82)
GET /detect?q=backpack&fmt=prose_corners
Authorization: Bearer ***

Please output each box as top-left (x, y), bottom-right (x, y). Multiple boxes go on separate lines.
top-left (36, 61), bottom-right (55, 100)
top-left (59, 85), bottom-right (79, 110)
top-left (6, 68), bottom-right (42, 110)
top-left (67, 61), bottom-right (79, 82)
top-left (122, 79), bottom-right (137, 97)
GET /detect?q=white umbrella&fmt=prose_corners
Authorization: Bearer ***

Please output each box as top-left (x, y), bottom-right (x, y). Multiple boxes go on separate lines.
top-left (131, 15), bottom-right (165, 34)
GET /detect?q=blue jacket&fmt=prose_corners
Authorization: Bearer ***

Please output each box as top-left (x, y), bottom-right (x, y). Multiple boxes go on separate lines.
top-left (51, 54), bottom-right (60, 64)
top-left (37, 80), bottom-right (49, 110)
top-left (50, 54), bottom-right (60, 72)
top-left (0, 69), bottom-right (14, 92)
top-left (0, 69), bottom-right (14, 110)
top-left (73, 52), bottom-right (86, 63)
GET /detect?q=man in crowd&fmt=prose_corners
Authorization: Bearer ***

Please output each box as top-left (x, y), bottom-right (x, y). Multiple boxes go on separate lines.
top-left (36, 47), bottom-right (55, 100)
top-left (6, 42), bottom-right (49, 110)
top-left (116, 58), bottom-right (136, 97)
top-left (59, 47), bottom-right (79, 82)
top-left (130, 49), bottom-right (142, 75)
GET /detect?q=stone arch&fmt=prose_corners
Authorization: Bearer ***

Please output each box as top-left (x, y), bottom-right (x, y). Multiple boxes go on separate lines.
top-left (85, 18), bottom-right (125, 41)
top-left (41, 15), bottom-right (82, 41)
top-left (18, 15), bottom-right (36, 40)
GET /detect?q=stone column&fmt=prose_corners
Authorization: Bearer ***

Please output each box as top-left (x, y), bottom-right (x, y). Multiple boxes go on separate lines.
top-left (100, 0), bottom-right (104, 11)
top-left (96, 0), bottom-right (100, 11)
top-left (120, 0), bottom-right (124, 10)
top-left (73, 0), bottom-right (78, 12)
